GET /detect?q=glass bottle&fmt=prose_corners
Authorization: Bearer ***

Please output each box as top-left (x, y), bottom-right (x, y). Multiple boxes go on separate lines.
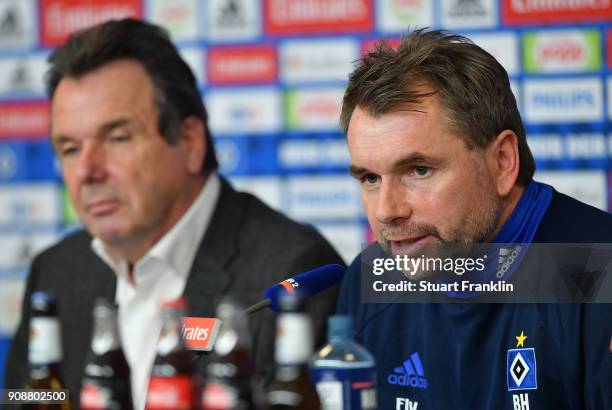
top-left (267, 296), bottom-right (320, 410)
top-left (24, 291), bottom-right (72, 410)
top-left (145, 298), bottom-right (195, 410)
top-left (200, 298), bottom-right (260, 410)
top-left (80, 299), bottom-right (133, 410)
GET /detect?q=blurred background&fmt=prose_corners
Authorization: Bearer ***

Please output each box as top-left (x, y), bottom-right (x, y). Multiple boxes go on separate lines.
top-left (0, 0), bottom-right (610, 388)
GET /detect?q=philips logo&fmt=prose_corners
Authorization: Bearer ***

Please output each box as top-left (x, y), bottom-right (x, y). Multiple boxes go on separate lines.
top-left (387, 352), bottom-right (428, 389)
top-left (532, 92), bottom-right (593, 109)
top-left (524, 78), bottom-right (603, 123)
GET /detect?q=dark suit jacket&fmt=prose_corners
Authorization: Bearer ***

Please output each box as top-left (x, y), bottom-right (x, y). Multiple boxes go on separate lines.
top-left (5, 178), bottom-right (344, 406)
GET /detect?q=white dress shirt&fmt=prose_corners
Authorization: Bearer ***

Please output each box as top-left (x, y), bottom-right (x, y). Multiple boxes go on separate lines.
top-left (91, 173), bottom-right (220, 410)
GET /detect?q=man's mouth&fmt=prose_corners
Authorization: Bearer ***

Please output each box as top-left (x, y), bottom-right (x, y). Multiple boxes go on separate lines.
top-left (86, 199), bottom-right (119, 216)
top-left (389, 235), bottom-right (436, 256)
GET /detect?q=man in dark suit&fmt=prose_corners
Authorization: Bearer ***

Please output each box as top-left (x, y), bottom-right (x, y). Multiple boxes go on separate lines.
top-left (5, 19), bottom-right (343, 409)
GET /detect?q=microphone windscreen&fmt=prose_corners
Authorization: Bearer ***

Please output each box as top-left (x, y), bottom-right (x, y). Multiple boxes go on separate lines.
top-left (264, 264), bottom-right (345, 311)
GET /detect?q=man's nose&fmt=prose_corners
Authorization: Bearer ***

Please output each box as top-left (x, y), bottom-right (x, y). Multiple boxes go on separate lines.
top-left (75, 144), bottom-right (107, 183)
top-left (375, 180), bottom-right (412, 225)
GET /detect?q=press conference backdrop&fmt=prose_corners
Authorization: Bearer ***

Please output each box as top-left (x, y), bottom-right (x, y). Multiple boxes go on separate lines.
top-left (0, 0), bottom-right (611, 388)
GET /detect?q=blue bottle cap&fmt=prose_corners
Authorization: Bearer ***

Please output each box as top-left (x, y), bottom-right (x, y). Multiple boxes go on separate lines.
top-left (328, 315), bottom-right (353, 340)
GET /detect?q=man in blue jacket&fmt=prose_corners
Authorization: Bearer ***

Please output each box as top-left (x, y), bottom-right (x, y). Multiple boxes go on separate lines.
top-left (337, 28), bottom-right (611, 409)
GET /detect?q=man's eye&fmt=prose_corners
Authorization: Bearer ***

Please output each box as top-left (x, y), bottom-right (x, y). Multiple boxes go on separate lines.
top-left (362, 174), bottom-right (379, 185)
top-left (111, 135), bottom-right (129, 143)
top-left (414, 166), bottom-right (430, 176)
top-left (61, 146), bottom-right (79, 157)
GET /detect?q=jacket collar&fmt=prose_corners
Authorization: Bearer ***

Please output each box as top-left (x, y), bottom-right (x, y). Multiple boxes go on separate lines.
top-left (183, 176), bottom-right (243, 316)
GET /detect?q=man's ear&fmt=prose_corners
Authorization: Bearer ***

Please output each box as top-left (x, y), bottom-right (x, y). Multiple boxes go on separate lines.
top-left (179, 116), bottom-right (206, 175)
top-left (486, 129), bottom-right (520, 197)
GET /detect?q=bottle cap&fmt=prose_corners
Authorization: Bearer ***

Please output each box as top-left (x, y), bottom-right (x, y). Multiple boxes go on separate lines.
top-left (31, 291), bottom-right (54, 306)
top-left (277, 293), bottom-right (305, 312)
top-left (92, 298), bottom-right (116, 318)
top-left (216, 296), bottom-right (245, 319)
top-left (328, 315), bottom-right (353, 340)
top-left (31, 291), bottom-right (57, 315)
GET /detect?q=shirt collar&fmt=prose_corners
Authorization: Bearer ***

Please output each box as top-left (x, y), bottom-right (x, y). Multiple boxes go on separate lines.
top-left (91, 173), bottom-right (221, 283)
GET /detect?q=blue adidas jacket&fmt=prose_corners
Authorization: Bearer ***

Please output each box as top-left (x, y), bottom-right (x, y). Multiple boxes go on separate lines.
top-left (337, 190), bottom-right (612, 410)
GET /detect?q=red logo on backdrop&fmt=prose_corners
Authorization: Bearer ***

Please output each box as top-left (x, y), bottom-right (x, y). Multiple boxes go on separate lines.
top-left (265, 0), bottom-right (372, 36)
top-left (539, 40), bottom-right (585, 64)
top-left (502, 0), bottom-right (612, 25)
top-left (607, 30), bottom-right (612, 68)
top-left (361, 38), bottom-right (401, 56)
top-left (208, 45), bottom-right (277, 85)
top-left (0, 101), bottom-right (49, 139)
top-left (40, 0), bottom-right (141, 47)
top-left (181, 317), bottom-right (221, 351)
top-left (301, 99), bottom-right (339, 118)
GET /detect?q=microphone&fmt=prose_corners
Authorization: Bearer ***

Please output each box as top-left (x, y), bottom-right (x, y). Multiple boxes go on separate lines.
top-left (246, 264), bottom-right (345, 314)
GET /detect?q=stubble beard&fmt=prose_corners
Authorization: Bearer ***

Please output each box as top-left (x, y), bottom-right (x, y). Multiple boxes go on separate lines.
top-left (377, 181), bottom-right (502, 280)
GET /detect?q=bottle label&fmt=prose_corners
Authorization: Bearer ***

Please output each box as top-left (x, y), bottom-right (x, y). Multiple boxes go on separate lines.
top-left (312, 367), bottom-right (377, 410)
top-left (80, 382), bottom-right (110, 409)
top-left (81, 377), bottom-right (131, 410)
top-left (201, 383), bottom-right (238, 410)
top-left (276, 314), bottom-right (313, 364)
top-left (146, 376), bottom-right (194, 410)
top-left (29, 317), bottom-right (62, 364)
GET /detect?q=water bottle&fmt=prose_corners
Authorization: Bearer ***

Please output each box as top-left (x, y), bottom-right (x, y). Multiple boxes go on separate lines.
top-left (311, 315), bottom-right (377, 410)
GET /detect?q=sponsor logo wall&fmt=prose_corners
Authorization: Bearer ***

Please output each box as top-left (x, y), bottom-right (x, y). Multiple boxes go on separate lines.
top-left (0, 0), bottom-right (610, 342)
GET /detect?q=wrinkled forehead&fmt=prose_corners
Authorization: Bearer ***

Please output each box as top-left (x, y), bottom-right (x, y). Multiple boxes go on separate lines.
top-left (346, 102), bottom-right (479, 173)
top-left (347, 94), bottom-right (445, 143)
top-left (50, 60), bottom-right (158, 137)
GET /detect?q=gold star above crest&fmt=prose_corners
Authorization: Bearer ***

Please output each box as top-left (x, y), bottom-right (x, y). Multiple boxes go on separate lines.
top-left (516, 330), bottom-right (527, 348)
